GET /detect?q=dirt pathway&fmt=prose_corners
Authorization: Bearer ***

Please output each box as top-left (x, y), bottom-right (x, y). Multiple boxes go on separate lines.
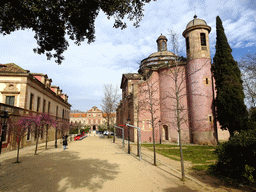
top-left (0, 135), bottom-right (247, 192)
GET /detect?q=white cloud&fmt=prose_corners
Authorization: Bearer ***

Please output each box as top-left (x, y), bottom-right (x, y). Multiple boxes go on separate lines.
top-left (0, 0), bottom-right (255, 110)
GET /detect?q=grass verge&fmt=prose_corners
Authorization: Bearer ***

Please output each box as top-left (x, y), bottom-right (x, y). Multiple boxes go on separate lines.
top-left (141, 144), bottom-right (217, 170)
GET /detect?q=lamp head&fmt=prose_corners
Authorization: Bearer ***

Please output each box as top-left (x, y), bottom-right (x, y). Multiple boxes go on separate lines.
top-left (1, 111), bottom-right (9, 124)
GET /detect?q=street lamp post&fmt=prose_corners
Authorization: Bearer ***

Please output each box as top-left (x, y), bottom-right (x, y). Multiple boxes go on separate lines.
top-left (158, 120), bottom-right (161, 144)
top-left (0, 111), bottom-right (9, 154)
top-left (127, 118), bottom-right (131, 154)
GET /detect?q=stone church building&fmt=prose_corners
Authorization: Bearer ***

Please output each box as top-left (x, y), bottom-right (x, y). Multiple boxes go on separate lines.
top-left (116, 16), bottom-right (229, 144)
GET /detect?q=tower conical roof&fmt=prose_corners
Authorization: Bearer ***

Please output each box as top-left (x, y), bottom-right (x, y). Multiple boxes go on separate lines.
top-left (186, 15), bottom-right (208, 29)
top-left (183, 15), bottom-right (211, 37)
top-left (156, 34), bottom-right (168, 41)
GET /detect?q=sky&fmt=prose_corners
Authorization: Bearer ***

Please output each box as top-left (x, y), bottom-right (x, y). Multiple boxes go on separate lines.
top-left (1, 0), bottom-right (256, 112)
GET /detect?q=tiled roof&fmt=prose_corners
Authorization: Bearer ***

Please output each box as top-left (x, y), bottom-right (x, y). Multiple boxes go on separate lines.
top-left (70, 113), bottom-right (87, 118)
top-left (88, 108), bottom-right (101, 112)
top-left (0, 63), bottom-right (29, 73)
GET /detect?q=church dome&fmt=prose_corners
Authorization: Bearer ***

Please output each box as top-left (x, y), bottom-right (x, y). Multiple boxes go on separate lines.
top-left (157, 34), bottom-right (168, 42)
top-left (183, 15), bottom-right (211, 37)
top-left (186, 15), bottom-right (207, 29)
top-left (148, 51), bottom-right (176, 58)
top-left (140, 34), bottom-right (177, 69)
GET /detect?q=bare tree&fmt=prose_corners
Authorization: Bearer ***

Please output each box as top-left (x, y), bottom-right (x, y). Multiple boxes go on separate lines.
top-left (101, 84), bottom-right (120, 137)
top-left (138, 75), bottom-right (160, 166)
top-left (239, 53), bottom-right (256, 108)
top-left (162, 30), bottom-right (215, 180)
top-left (164, 30), bottom-right (186, 180)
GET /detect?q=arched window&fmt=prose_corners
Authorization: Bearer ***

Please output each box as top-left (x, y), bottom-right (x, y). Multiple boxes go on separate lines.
top-left (162, 41), bottom-right (166, 51)
top-left (200, 33), bottom-right (206, 46)
top-left (186, 37), bottom-right (190, 50)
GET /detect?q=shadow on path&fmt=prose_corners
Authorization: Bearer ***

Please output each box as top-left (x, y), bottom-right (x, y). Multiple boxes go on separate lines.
top-left (0, 150), bottom-right (119, 192)
top-left (189, 169), bottom-right (255, 192)
top-left (163, 186), bottom-right (198, 192)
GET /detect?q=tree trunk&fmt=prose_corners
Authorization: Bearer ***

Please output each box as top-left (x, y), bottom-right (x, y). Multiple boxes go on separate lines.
top-left (16, 140), bottom-right (20, 163)
top-left (137, 130), bottom-right (139, 156)
top-left (45, 125), bottom-right (48, 149)
top-left (55, 126), bottom-right (57, 148)
top-left (35, 132), bottom-right (39, 155)
top-left (107, 115), bottom-right (110, 138)
top-left (153, 125), bottom-right (156, 166)
top-left (175, 65), bottom-right (185, 180)
top-left (178, 129), bottom-right (185, 180)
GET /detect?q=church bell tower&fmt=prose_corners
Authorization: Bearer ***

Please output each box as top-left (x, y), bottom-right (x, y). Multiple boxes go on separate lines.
top-left (183, 15), bottom-right (216, 144)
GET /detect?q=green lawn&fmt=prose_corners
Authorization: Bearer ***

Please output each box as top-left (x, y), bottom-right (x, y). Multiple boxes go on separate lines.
top-left (142, 144), bottom-right (217, 170)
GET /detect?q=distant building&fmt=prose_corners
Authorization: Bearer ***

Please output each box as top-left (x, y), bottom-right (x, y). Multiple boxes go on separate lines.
top-left (116, 16), bottom-right (229, 144)
top-left (70, 106), bottom-right (116, 131)
top-left (0, 63), bottom-right (71, 152)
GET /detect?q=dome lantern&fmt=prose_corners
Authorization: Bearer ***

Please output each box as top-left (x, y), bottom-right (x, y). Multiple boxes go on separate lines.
top-left (156, 34), bottom-right (168, 52)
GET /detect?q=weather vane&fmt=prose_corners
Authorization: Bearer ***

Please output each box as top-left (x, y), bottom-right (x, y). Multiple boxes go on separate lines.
top-left (194, 5), bottom-right (197, 18)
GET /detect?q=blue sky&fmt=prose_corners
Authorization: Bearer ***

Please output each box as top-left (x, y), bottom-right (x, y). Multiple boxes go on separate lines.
top-left (1, 0), bottom-right (256, 111)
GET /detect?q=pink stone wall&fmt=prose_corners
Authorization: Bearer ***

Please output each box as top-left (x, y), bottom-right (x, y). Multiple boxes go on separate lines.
top-left (137, 71), bottom-right (161, 142)
top-left (159, 65), bottom-right (190, 143)
top-left (186, 58), bottom-right (216, 144)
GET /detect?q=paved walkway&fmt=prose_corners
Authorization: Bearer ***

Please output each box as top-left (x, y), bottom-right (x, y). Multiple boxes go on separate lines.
top-left (0, 135), bottom-right (243, 192)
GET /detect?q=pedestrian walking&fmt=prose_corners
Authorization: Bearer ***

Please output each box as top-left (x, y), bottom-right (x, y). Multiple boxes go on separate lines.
top-left (63, 138), bottom-right (68, 150)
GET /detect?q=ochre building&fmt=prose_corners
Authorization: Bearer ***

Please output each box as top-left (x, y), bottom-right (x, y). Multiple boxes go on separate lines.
top-left (116, 16), bottom-right (229, 144)
top-left (0, 63), bottom-right (71, 152)
top-left (70, 106), bottom-right (116, 131)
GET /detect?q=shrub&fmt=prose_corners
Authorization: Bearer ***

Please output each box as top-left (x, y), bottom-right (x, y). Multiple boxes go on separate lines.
top-left (70, 128), bottom-right (78, 134)
top-left (213, 129), bottom-right (256, 183)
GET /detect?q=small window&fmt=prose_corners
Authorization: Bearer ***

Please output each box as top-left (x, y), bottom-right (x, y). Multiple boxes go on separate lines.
top-left (27, 127), bottom-right (30, 140)
top-left (37, 97), bottom-right (41, 112)
top-left (186, 37), bottom-right (190, 50)
top-left (200, 33), bottom-right (206, 46)
top-left (43, 100), bottom-right (46, 113)
top-left (209, 115), bottom-right (212, 122)
top-left (48, 101), bottom-right (51, 114)
top-left (56, 106), bottom-right (58, 117)
top-left (162, 41), bottom-right (166, 51)
top-left (6, 96), bottom-right (15, 106)
top-left (206, 78), bottom-right (209, 85)
top-left (29, 94), bottom-right (34, 110)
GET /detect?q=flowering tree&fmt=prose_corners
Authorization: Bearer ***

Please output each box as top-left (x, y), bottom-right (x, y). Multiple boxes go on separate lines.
top-left (14, 115), bottom-right (36, 162)
top-left (61, 122), bottom-right (69, 136)
top-left (34, 113), bottom-right (56, 154)
top-left (40, 113), bottom-right (57, 149)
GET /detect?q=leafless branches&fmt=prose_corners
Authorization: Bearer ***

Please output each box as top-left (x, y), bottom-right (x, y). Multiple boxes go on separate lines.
top-left (101, 84), bottom-right (120, 134)
top-left (239, 53), bottom-right (256, 108)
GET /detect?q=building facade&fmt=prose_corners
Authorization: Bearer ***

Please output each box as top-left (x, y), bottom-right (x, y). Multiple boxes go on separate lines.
top-left (0, 63), bottom-right (71, 152)
top-left (116, 16), bottom-right (229, 144)
top-left (70, 106), bottom-right (116, 131)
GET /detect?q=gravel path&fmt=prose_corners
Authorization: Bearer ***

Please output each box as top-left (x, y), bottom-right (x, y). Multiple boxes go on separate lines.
top-left (0, 135), bottom-right (245, 192)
